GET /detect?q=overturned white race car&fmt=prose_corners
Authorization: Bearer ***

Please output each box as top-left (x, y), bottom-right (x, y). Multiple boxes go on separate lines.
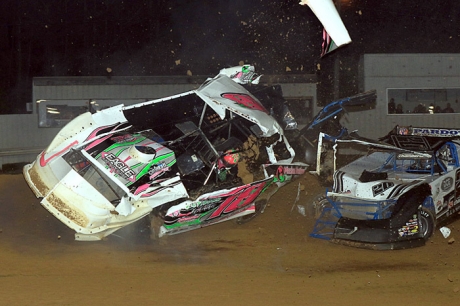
top-left (24, 69), bottom-right (309, 241)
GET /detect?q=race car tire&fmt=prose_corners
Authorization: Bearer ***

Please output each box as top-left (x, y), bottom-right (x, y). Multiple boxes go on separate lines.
top-left (419, 208), bottom-right (435, 241)
top-left (235, 199), bottom-right (267, 225)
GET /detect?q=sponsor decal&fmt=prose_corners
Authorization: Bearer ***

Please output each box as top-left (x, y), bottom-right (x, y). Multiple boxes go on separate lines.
top-left (178, 215), bottom-right (199, 223)
top-left (275, 166), bottom-right (285, 182)
top-left (441, 177), bottom-right (454, 191)
top-left (412, 128), bottom-right (460, 137)
top-left (148, 162), bottom-right (169, 179)
top-left (272, 165), bottom-right (307, 182)
top-left (398, 215), bottom-right (419, 237)
top-left (188, 201), bottom-right (220, 215)
top-left (283, 166), bottom-right (307, 175)
top-left (178, 199), bottom-right (222, 215)
top-left (436, 200), bottom-right (442, 210)
top-left (101, 152), bottom-right (136, 182)
top-left (396, 126), bottom-right (410, 135)
top-left (447, 203), bottom-right (460, 217)
top-left (185, 198), bottom-right (221, 210)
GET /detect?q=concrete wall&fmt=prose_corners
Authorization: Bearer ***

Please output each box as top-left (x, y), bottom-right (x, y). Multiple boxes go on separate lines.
top-left (346, 54), bottom-right (460, 139)
top-left (0, 114), bottom-right (58, 167)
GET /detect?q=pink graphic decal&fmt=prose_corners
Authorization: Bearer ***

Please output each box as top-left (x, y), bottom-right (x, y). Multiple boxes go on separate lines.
top-left (85, 123), bottom-right (121, 142)
top-left (39, 140), bottom-right (79, 167)
top-left (84, 135), bottom-right (114, 152)
top-left (140, 187), bottom-right (167, 198)
top-left (222, 93), bottom-right (268, 114)
top-left (140, 181), bottom-right (181, 198)
top-left (134, 183), bottom-right (150, 195)
top-left (84, 123), bottom-right (125, 151)
top-left (149, 166), bottom-right (169, 180)
top-left (208, 181), bottom-right (267, 220)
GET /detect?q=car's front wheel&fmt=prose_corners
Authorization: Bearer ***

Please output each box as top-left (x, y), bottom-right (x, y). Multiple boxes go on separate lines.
top-left (419, 208), bottom-right (435, 240)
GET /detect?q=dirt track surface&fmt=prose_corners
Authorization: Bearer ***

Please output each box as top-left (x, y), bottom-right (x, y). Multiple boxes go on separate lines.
top-left (1, 173), bottom-right (460, 305)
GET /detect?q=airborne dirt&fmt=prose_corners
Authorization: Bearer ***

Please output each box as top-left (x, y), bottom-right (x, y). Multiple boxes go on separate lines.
top-left (0, 173), bottom-right (459, 305)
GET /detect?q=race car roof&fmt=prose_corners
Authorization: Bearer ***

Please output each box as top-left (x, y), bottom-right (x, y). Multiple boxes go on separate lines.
top-left (384, 135), bottom-right (452, 152)
top-left (336, 132), bottom-right (433, 158)
top-left (121, 75), bottom-right (280, 137)
top-left (195, 75), bottom-right (280, 136)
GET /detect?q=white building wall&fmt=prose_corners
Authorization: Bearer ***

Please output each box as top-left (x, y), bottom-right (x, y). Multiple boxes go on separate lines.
top-left (1, 75), bottom-right (316, 169)
top-left (34, 84), bottom-right (202, 101)
top-left (0, 115), bottom-right (58, 167)
top-left (281, 83), bottom-right (316, 99)
top-left (345, 54), bottom-right (460, 139)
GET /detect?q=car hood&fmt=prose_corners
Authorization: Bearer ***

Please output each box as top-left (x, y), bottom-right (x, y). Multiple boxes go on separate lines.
top-left (195, 75), bottom-right (282, 137)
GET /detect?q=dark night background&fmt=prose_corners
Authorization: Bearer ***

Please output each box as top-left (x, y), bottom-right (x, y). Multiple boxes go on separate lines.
top-left (0, 0), bottom-right (458, 113)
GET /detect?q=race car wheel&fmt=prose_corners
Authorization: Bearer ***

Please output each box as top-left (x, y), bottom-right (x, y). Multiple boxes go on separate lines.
top-left (419, 208), bottom-right (435, 240)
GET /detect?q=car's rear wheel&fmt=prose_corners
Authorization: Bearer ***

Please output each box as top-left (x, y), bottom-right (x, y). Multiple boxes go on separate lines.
top-left (419, 208), bottom-right (435, 240)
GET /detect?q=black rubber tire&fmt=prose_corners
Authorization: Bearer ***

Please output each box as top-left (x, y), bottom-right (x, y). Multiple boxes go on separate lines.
top-left (235, 199), bottom-right (267, 225)
top-left (419, 208), bottom-right (435, 240)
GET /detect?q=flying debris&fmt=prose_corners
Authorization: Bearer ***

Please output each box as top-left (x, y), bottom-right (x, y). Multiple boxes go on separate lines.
top-left (299, 0), bottom-right (352, 56)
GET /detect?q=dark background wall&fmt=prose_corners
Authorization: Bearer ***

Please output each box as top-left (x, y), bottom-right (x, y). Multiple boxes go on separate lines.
top-left (0, 0), bottom-right (458, 113)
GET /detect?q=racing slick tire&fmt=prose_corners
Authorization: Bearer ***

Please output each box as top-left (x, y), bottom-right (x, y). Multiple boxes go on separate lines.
top-left (419, 208), bottom-right (435, 241)
top-left (235, 199), bottom-right (267, 225)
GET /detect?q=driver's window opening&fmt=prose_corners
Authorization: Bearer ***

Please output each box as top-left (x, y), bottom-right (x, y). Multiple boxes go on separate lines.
top-left (381, 152), bottom-right (451, 175)
top-left (63, 150), bottom-right (125, 204)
